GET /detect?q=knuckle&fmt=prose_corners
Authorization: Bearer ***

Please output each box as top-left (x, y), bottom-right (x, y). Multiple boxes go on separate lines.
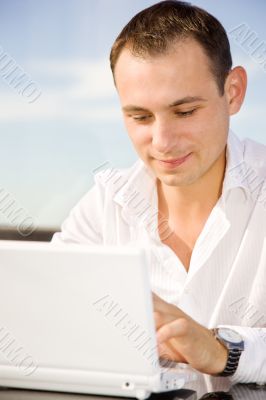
top-left (177, 317), bottom-right (190, 334)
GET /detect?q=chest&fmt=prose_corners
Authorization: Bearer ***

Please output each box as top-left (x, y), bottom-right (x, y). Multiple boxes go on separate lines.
top-left (159, 220), bottom-right (206, 272)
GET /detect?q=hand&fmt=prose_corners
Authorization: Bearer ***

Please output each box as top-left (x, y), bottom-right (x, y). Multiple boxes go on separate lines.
top-left (153, 292), bottom-right (228, 375)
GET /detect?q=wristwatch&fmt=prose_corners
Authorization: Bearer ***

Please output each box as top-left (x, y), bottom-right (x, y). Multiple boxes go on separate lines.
top-left (211, 327), bottom-right (245, 377)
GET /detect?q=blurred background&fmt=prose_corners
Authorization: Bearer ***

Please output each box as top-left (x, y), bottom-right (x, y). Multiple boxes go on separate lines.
top-left (0, 0), bottom-right (265, 240)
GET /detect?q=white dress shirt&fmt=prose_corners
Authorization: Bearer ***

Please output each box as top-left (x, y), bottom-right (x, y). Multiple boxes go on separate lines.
top-left (52, 130), bottom-right (266, 384)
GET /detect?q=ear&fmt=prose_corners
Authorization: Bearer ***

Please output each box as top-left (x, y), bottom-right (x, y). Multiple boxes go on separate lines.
top-left (224, 66), bottom-right (247, 116)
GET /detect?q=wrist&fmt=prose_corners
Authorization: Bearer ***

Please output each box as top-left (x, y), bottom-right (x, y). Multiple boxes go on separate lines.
top-left (211, 332), bottom-right (229, 375)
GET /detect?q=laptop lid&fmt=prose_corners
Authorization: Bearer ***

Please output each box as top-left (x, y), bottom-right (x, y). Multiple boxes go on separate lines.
top-left (0, 241), bottom-right (160, 387)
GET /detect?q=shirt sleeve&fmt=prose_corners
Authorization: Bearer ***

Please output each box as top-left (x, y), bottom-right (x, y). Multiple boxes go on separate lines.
top-left (51, 182), bottom-right (104, 245)
top-left (218, 325), bottom-right (266, 384)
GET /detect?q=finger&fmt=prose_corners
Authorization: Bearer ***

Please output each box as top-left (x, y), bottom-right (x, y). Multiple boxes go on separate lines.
top-left (152, 292), bottom-right (187, 318)
top-left (153, 310), bottom-right (176, 330)
top-left (153, 311), bottom-right (165, 329)
top-left (157, 340), bottom-right (187, 364)
top-left (158, 342), bottom-right (179, 361)
top-left (156, 317), bottom-right (189, 344)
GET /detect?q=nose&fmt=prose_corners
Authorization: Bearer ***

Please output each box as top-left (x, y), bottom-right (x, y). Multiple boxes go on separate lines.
top-left (151, 118), bottom-right (178, 154)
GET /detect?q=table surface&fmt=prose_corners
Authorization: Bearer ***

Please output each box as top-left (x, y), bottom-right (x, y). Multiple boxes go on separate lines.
top-left (0, 376), bottom-right (266, 400)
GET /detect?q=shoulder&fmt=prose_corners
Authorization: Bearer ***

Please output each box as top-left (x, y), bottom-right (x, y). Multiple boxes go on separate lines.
top-left (68, 160), bottom-right (143, 216)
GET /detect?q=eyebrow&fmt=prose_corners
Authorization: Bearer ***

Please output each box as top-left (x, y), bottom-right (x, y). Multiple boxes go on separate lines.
top-left (122, 96), bottom-right (207, 112)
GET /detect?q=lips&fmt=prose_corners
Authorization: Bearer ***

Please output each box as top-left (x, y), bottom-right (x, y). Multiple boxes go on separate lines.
top-left (161, 156), bottom-right (188, 163)
top-left (157, 153), bottom-right (192, 168)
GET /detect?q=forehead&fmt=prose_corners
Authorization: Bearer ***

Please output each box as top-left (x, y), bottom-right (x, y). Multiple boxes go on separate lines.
top-left (114, 39), bottom-right (217, 106)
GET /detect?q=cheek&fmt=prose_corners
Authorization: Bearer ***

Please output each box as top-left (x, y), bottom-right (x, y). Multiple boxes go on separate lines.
top-left (210, 100), bottom-right (230, 128)
top-left (194, 106), bottom-right (228, 141)
top-left (195, 110), bottom-right (228, 161)
top-left (126, 123), bottom-right (151, 148)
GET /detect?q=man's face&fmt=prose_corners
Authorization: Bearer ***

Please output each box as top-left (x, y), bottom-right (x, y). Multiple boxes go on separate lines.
top-left (114, 39), bottom-right (231, 187)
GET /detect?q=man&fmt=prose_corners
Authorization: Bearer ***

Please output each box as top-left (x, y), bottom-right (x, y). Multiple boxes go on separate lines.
top-left (52, 1), bottom-right (266, 383)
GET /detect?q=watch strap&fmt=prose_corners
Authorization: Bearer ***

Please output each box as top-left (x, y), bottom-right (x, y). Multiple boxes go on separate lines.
top-left (218, 347), bottom-right (242, 377)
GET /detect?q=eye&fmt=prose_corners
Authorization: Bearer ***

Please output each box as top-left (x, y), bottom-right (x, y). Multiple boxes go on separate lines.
top-left (175, 109), bottom-right (196, 117)
top-left (131, 115), bottom-right (152, 122)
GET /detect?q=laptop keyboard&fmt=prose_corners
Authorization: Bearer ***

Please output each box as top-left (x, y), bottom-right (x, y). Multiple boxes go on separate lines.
top-left (159, 360), bottom-right (198, 391)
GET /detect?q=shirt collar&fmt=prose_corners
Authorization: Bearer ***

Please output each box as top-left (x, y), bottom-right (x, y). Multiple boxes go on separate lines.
top-left (113, 159), bottom-right (157, 229)
top-left (222, 129), bottom-right (251, 202)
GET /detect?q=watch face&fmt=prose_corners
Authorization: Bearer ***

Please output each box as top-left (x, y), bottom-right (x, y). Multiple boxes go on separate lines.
top-left (218, 328), bottom-right (242, 344)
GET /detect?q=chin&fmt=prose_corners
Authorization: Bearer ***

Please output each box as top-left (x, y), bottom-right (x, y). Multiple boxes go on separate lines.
top-left (157, 170), bottom-right (199, 187)
top-left (157, 173), bottom-right (185, 187)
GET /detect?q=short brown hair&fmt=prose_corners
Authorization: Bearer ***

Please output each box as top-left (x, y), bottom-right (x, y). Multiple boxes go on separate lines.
top-left (110, 0), bottom-right (232, 95)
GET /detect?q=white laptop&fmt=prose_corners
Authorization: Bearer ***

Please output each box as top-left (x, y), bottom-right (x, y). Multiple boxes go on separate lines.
top-left (0, 240), bottom-right (197, 399)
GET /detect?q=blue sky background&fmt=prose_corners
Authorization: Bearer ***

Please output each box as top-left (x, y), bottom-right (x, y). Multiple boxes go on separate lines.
top-left (0, 0), bottom-right (266, 229)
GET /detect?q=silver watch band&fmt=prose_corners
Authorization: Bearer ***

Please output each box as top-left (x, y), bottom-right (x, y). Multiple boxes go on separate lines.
top-left (219, 348), bottom-right (242, 377)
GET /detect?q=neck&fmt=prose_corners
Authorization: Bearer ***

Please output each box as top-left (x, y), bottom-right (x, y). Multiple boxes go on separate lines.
top-left (157, 149), bottom-right (226, 219)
